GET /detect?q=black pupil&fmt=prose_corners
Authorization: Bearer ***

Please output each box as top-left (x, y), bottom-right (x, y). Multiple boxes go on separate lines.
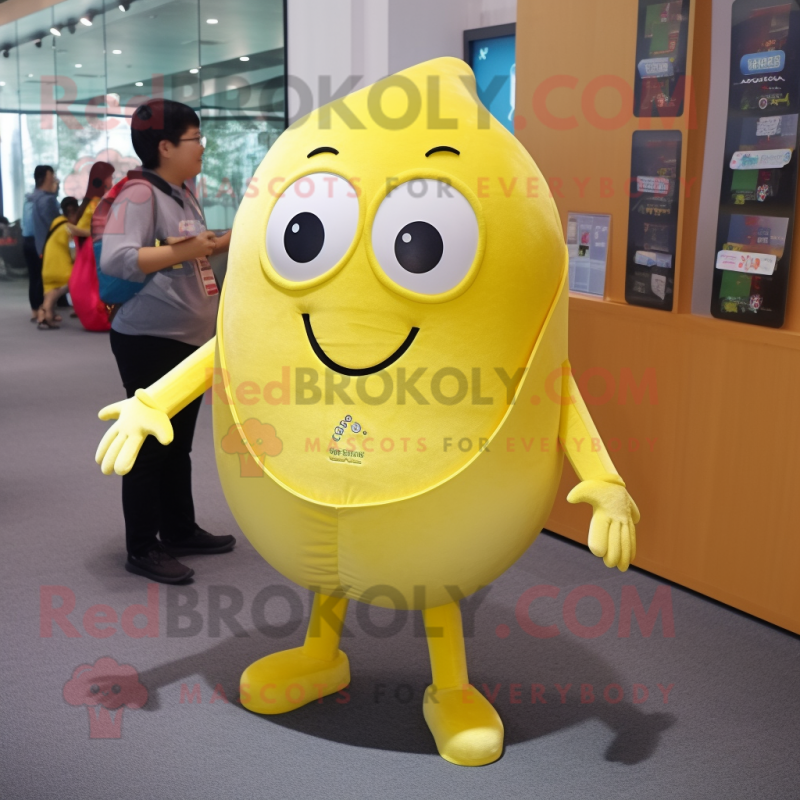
top-left (284, 212), bottom-right (324, 263)
top-left (394, 221), bottom-right (443, 274)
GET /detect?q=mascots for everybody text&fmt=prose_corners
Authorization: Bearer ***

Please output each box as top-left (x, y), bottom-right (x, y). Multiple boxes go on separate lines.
top-left (96, 58), bottom-right (639, 766)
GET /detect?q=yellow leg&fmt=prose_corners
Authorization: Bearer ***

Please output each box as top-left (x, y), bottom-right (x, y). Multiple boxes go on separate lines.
top-left (422, 602), bottom-right (504, 766)
top-left (240, 593), bottom-right (350, 715)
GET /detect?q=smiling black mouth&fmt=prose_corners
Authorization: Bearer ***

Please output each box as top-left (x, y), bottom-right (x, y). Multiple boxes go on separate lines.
top-left (302, 314), bottom-right (419, 377)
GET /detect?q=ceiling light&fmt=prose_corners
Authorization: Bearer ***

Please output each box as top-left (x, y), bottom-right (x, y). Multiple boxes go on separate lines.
top-left (80, 15), bottom-right (93, 26)
top-left (27, 73), bottom-right (33, 78)
top-left (135, 81), bottom-right (143, 86)
top-left (189, 68), bottom-right (199, 74)
top-left (50, 26), bottom-right (62, 36)
top-left (0, 82), bottom-right (5, 87)
top-left (206, 18), bottom-right (218, 24)
top-left (75, 63), bottom-right (82, 68)
top-left (112, 49), bottom-right (122, 55)
top-left (239, 56), bottom-right (249, 61)
top-left (119, 2), bottom-right (131, 11)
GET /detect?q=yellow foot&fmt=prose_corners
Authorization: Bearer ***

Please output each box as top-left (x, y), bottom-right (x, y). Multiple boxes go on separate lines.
top-left (423, 684), bottom-right (504, 766)
top-left (240, 647), bottom-right (350, 715)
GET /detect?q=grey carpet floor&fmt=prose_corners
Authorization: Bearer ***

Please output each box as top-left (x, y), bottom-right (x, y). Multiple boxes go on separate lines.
top-left (1, 279), bottom-right (798, 800)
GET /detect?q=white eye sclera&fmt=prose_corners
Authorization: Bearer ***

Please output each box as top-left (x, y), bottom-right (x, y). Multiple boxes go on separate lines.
top-left (370, 179), bottom-right (479, 296)
top-left (266, 172), bottom-right (359, 282)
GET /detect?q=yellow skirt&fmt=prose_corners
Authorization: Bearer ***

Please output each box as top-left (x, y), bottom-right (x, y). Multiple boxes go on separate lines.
top-left (42, 226), bottom-right (73, 294)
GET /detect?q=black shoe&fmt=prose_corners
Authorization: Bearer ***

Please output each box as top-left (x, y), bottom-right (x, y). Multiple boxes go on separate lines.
top-left (126, 543), bottom-right (194, 584)
top-left (161, 526), bottom-right (236, 556)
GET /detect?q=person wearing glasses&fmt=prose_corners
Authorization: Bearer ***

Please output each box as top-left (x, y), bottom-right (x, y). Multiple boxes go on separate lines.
top-left (99, 99), bottom-right (234, 584)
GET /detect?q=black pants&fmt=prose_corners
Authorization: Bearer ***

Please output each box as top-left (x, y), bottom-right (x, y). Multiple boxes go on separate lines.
top-left (23, 236), bottom-right (42, 311)
top-left (109, 330), bottom-right (203, 556)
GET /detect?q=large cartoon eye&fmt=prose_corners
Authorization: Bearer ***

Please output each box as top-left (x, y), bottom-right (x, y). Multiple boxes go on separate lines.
top-left (266, 172), bottom-right (359, 283)
top-left (370, 179), bottom-right (479, 296)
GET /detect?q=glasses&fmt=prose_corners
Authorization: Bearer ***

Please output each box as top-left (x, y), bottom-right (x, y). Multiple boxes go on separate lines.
top-left (179, 135), bottom-right (207, 147)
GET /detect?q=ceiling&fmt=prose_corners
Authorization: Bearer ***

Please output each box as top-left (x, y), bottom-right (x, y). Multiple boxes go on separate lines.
top-left (0, 0), bottom-right (284, 113)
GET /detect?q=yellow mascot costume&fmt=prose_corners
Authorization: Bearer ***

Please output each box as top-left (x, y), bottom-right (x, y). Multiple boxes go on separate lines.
top-left (96, 57), bottom-right (639, 767)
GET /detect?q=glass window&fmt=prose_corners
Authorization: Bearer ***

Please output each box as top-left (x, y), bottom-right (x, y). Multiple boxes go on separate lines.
top-left (0, 0), bottom-right (285, 226)
top-left (0, 20), bottom-right (22, 219)
top-left (197, 0), bottom-right (285, 229)
top-left (0, 20), bottom-right (20, 113)
top-left (104, 0), bottom-right (201, 109)
top-left (53, 0), bottom-right (111, 202)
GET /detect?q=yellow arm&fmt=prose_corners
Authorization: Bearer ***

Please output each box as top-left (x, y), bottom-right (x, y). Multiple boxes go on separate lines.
top-left (559, 361), bottom-right (640, 572)
top-left (559, 366), bottom-right (625, 487)
top-left (134, 337), bottom-right (217, 417)
top-left (95, 337), bottom-right (216, 476)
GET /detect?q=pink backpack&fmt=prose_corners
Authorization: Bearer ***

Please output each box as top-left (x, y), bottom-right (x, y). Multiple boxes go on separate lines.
top-left (68, 234), bottom-right (110, 332)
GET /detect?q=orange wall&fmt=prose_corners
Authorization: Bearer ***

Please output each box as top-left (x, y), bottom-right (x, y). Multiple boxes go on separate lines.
top-left (516, 0), bottom-right (800, 633)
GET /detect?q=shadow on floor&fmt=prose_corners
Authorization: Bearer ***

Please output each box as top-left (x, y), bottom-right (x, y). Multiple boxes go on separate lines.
top-left (74, 608), bottom-right (675, 764)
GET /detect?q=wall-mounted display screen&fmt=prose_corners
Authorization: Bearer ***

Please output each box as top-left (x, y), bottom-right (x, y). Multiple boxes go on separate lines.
top-left (710, 0), bottom-right (800, 327)
top-left (633, 0), bottom-right (691, 117)
top-left (625, 130), bottom-right (682, 310)
top-left (464, 24), bottom-right (516, 133)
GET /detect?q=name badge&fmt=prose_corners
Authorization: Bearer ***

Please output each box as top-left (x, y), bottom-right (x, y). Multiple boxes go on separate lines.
top-left (195, 257), bottom-right (218, 296)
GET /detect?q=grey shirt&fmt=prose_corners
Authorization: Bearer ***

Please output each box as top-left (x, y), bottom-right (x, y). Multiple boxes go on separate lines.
top-left (31, 188), bottom-right (60, 256)
top-left (101, 169), bottom-right (218, 346)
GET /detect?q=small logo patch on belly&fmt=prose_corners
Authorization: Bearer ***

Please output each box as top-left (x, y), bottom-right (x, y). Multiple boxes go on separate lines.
top-left (329, 414), bottom-right (368, 465)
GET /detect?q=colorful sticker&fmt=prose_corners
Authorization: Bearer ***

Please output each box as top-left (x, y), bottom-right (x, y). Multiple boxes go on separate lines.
top-left (740, 50), bottom-right (785, 75)
top-left (730, 149), bottom-right (793, 169)
top-left (715, 249), bottom-right (777, 276)
top-left (634, 250), bottom-right (673, 268)
top-left (638, 57), bottom-right (674, 77)
top-left (636, 175), bottom-right (671, 194)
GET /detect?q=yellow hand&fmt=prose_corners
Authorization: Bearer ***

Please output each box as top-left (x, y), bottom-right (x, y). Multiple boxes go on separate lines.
top-left (95, 393), bottom-right (173, 476)
top-left (566, 480), bottom-right (640, 572)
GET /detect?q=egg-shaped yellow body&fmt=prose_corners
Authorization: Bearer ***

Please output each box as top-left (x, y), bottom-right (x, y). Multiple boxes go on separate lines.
top-left (213, 57), bottom-right (569, 609)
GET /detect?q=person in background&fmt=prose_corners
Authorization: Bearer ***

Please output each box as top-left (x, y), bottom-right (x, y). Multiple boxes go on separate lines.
top-left (22, 171), bottom-right (45, 321)
top-left (64, 161), bottom-right (115, 252)
top-left (22, 187), bottom-right (40, 321)
top-left (100, 99), bottom-right (233, 583)
top-left (30, 165), bottom-right (62, 320)
top-left (75, 161), bottom-right (115, 234)
top-left (38, 197), bottom-right (84, 329)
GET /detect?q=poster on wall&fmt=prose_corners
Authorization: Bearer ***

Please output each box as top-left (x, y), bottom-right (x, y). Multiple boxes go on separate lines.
top-left (633, 0), bottom-right (692, 117)
top-left (625, 131), bottom-right (682, 310)
top-left (567, 213), bottom-right (611, 296)
top-left (711, 0), bottom-right (800, 327)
